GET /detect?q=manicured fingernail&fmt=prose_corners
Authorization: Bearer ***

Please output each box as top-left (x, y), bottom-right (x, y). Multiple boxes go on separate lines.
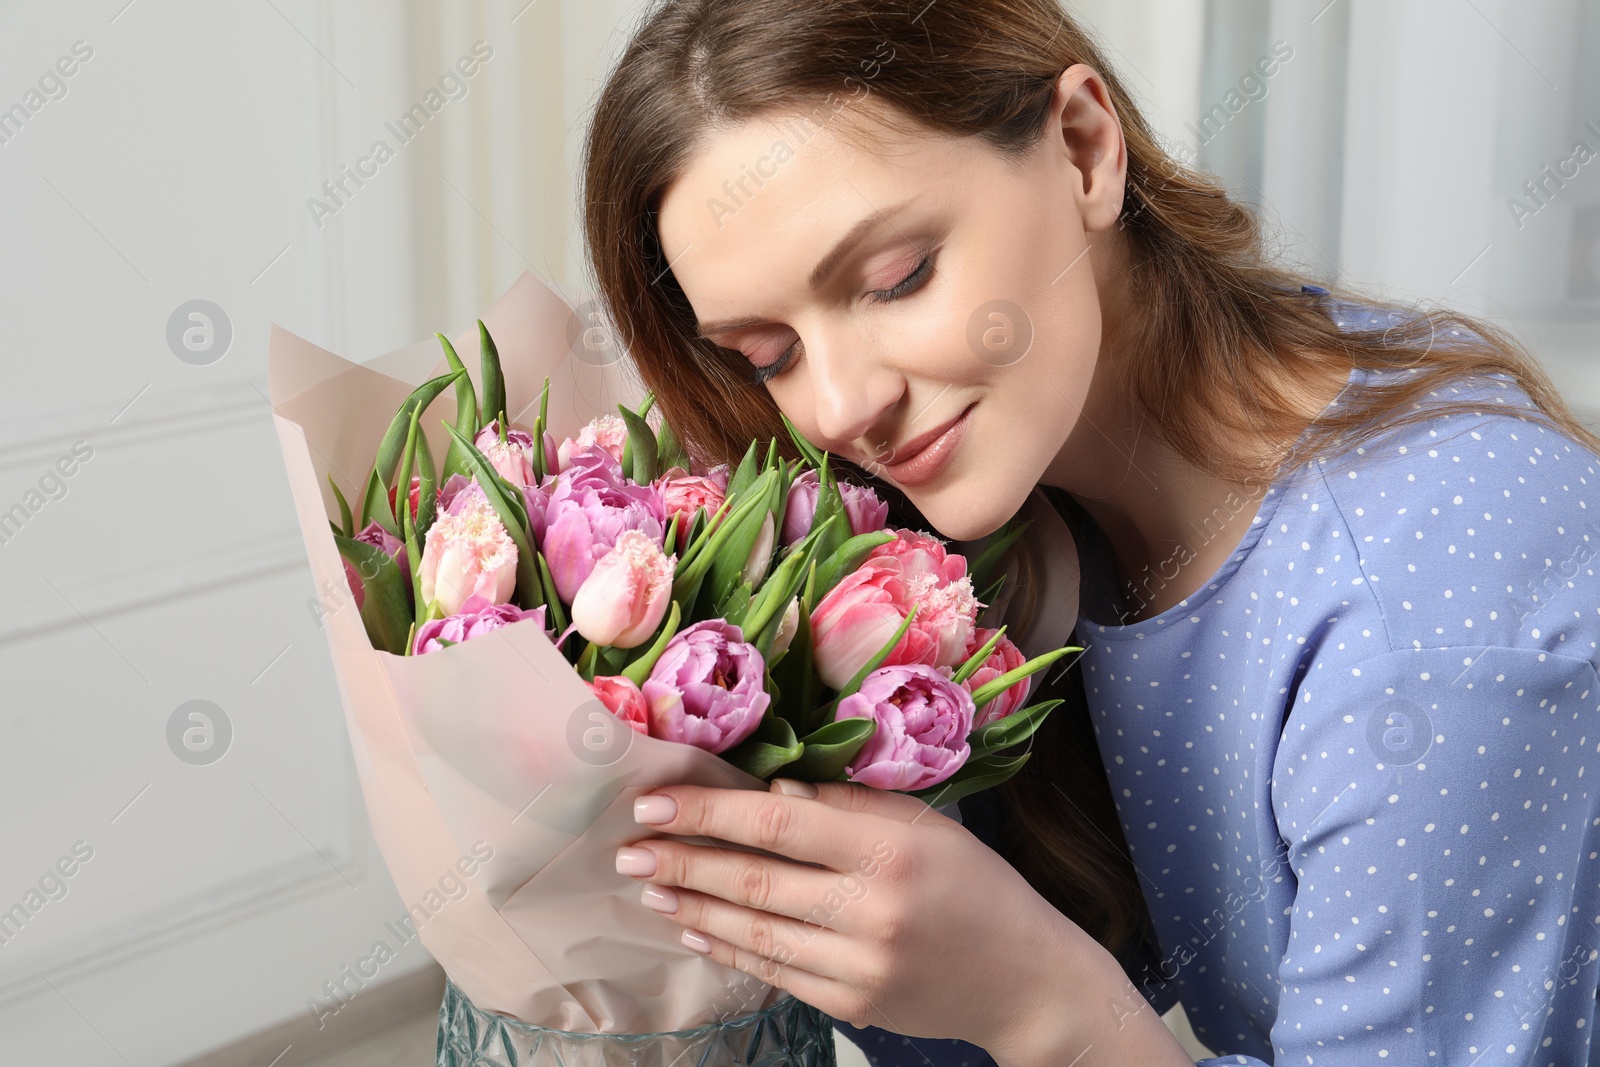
top-left (641, 883), bottom-right (678, 913)
top-left (682, 929), bottom-right (712, 953)
top-left (634, 795), bottom-right (677, 824)
top-left (615, 846), bottom-right (657, 877)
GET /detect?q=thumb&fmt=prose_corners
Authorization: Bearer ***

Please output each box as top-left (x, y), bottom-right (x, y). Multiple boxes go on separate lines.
top-left (769, 776), bottom-right (955, 824)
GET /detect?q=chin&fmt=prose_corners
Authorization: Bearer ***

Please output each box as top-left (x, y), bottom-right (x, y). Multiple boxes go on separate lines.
top-left (905, 473), bottom-right (1035, 544)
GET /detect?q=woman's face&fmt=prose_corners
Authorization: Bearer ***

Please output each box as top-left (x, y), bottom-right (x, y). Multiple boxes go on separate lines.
top-left (656, 67), bottom-right (1127, 541)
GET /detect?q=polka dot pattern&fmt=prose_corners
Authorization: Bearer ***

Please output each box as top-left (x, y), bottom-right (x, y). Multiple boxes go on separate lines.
top-left (1073, 333), bottom-right (1600, 1063)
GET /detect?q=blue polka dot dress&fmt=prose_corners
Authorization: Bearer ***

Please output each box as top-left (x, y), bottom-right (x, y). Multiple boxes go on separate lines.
top-left (1072, 315), bottom-right (1600, 1063)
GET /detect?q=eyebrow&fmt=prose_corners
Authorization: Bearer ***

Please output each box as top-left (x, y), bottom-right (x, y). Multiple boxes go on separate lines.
top-left (693, 197), bottom-right (918, 338)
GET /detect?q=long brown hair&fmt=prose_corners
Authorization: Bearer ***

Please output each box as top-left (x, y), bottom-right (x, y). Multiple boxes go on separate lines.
top-left (579, 0), bottom-right (1600, 961)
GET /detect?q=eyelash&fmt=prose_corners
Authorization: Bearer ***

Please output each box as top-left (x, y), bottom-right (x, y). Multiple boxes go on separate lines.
top-left (747, 252), bottom-right (936, 384)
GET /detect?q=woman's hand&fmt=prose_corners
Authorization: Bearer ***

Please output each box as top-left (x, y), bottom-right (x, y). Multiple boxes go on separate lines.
top-left (614, 777), bottom-right (1092, 1057)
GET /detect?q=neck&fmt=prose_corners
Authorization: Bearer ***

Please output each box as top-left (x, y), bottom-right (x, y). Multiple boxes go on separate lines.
top-left (1038, 290), bottom-right (1348, 619)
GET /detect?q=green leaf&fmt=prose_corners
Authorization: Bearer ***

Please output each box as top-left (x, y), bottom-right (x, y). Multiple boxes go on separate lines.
top-left (478, 320), bottom-right (505, 432)
top-left (334, 534), bottom-right (413, 655)
top-left (726, 439), bottom-right (762, 501)
top-left (328, 474), bottom-right (354, 538)
top-left (715, 580), bottom-right (753, 627)
top-left (782, 717), bottom-right (876, 781)
top-left (413, 411), bottom-right (438, 541)
top-left (360, 466), bottom-right (400, 539)
top-left (616, 403), bottom-right (658, 485)
top-left (770, 595), bottom-right (817, 731)
top-left (440, 419), bottom-right (541, 607)
top-left (621, 600), bottom-right (681, 687)
top-left (596, 644), bottom-right (631, 676)
top-left (655, 417), bottom-right (688, 474)
top-left (722, 714), bottom-right (803, 779)
top-left (966, 699), bottom-right (1063, 761)
top-left (534, 549), bottom-right (564, 632)
top-left (906, 752), bottom-right (1032, 808)
top-left (780, 411), bottom-right (825, 471)
top-left (394, 404), bottom-right (425, 616)
top-left (811, 529), bottom-right (896, 603)
top-left (950, 625), bottom-right (1007, 686)
top-left (373, 369), bottom-right (464, 488)
top-left (672, 476), bottom-right (768, 612)
top-left (437, 333), bottom-right (480, 482)
top-left (969, 646), bottom-right (1079, 708)
top-left (968, 517), bottom-right (1032, 597)
top-left (973, 573), bottom-right (1007, 627)
top-left (701, 471), bottom-right (778, 613)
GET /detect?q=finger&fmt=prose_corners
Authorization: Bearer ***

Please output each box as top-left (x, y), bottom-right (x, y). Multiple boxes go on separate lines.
top-left (631, 837), bottom-right (873, 927)
top-left (672, 916), bottom-right (882, 1028)
top-left (634, 784), bottom-right (886, 870)
top-left (773, 777), bottom-right (957, 826)
top-left (644, 881), bottom-right (859, 983)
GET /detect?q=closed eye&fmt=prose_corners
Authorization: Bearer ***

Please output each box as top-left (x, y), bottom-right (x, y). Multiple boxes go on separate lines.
top-left (744, 250), bottom-right (937, 385)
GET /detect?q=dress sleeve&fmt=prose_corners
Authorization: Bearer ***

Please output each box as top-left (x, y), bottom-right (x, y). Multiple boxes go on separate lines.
top-left (1261, 645), bottom-right (1600, 1064)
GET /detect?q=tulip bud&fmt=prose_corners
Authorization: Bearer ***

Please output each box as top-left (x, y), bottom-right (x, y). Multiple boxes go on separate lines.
top-left (741, 511), bottom-right (776, 589)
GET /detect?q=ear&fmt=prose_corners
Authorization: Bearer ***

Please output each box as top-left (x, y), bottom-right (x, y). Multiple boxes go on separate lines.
top-left (1048, 63), bottom-right (1127, 234)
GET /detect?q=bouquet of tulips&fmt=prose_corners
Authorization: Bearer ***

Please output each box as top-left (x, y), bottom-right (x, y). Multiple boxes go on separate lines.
top-left (331, 315), bottom-right (1078, 806)
top-left (268, 271), bottom-right (1082, 1036)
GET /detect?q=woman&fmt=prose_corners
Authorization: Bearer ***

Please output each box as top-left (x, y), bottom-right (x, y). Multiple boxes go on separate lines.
top-left (588, 1), bottom-right (1600, 1063)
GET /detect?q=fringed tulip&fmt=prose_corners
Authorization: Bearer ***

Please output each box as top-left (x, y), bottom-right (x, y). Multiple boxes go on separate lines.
top-left (419, 481), bottom-right (518, 617)
top-left (569, 529), bottom-right (674, 648)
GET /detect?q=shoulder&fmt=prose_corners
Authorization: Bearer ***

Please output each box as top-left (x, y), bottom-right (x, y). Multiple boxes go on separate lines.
top-left (1303, 368), bottom-right (1600, 664)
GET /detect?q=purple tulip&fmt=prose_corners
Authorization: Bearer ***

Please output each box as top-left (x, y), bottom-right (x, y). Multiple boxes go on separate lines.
top-left (641, 619), bottom-right (769, 754)
top-left (835, 663), bottom-right (975, 791)
top-left (780, 469), bottom-right (890, 547)
top-left (412, 594), bottom-right (549, 655)
top-left (540, 444), bottom-right (665, 603)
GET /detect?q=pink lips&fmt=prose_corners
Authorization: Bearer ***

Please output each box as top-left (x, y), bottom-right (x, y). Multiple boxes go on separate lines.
top-left (880, 403), bottom-right (974, 487)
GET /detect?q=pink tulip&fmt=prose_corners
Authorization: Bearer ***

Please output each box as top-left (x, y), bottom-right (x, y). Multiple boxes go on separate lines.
top-left (557, 414), bottom-right (628, 472)
top-left (474, 418), bottom-right (538, 490)
top-left (780, 468), bottom-right (889, 546)
top-left (809, 528), bottom-right (981, 691)
top-left (963, 627), bottom-right (1031, 730)
top-left (642, 619), bottom-right (768, 754)
top-left (587, 675), bottom-right (648, 735)
top-left (836, 663), bottom-right (974, 791)
top-left (412, 594), bottom-right (548, 655)
top-left (541, 446), bottom-right (665, 603)
top-left (419, 480), bottom-right (519, 617)
top-left (569, 529), bottom-right (675, 648)
top-left (653, 466), bottom-right (727, 552)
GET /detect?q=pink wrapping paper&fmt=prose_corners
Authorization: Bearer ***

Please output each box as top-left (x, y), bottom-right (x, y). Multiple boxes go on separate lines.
top-left (266, 270), bottom-right (1081, 1034)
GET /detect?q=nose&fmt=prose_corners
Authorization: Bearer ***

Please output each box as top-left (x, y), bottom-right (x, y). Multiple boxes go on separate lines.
top-left (802, 321), bottom-right (903, 457)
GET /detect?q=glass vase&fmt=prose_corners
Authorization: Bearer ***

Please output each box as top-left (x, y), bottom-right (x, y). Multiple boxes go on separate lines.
top-left (436, 976), bottom-right (839, 1067)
